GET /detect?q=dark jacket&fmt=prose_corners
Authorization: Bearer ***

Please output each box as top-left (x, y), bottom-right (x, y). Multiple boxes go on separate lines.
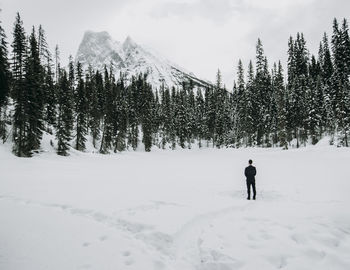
top-left (245, 165), bottom-right (256, 182)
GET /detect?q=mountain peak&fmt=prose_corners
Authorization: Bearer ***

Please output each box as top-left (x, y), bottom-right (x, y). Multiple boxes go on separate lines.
top-left (82, 30), bottom-right (112, 42)
top-left (124, 35), bottom-right (134, 43)
top-left (75, 31), bottom-right (211, 89)
top-left (123, 35), bottom-right (137, 50)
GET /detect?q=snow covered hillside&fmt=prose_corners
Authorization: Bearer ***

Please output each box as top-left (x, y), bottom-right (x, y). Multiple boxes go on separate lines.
top-left (1, 143), bottom-right (350, 270)
top-left (75, 31), bottom-right (211, 89)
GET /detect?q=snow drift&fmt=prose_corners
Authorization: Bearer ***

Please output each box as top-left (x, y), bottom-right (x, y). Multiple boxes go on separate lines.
top-left (1, 141), bottom-right (350, 270)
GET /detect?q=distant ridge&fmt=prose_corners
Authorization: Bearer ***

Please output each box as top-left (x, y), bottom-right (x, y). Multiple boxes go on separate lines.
top-left (75, 31), bottom-right (211, 89)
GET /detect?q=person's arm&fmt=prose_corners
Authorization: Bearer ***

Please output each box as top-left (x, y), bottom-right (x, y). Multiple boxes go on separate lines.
top-left (244, 167), bottom-right (247, 177)
top-left (253, 167), bottom-right (257, 176)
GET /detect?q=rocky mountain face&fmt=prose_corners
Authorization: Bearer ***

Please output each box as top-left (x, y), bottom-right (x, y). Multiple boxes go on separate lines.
top-left (75, 31), bottom-right (211, 89)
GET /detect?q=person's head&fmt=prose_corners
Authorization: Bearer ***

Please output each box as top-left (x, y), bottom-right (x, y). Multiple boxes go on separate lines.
top-left (248, 159), bottom-right (253, 165)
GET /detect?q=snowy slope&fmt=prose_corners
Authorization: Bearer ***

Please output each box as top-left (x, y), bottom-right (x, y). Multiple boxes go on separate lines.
top-left (1, 143), bottom-right (350, 270)
top-left (75, 31), bottom-right (211, 89)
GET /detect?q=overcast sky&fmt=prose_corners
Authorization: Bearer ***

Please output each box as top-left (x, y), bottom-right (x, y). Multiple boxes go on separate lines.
top-left (0, 0), bottom-right (349, 87)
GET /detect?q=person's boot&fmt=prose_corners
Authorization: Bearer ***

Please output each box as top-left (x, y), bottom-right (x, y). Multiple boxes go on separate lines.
top-left (253, 196), bottom-right (256, 200)
top-left (247, 196), bottom-right (250, 200)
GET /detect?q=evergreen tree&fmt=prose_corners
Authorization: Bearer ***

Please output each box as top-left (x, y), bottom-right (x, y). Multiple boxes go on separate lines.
top-left (74, 61), bottom-right (87, 151)
top-left (169, 87), bottom-right (177, 149)
top-left (320, 33), bottom-right (334, 132)
top-left (287, 36), bottom-right (296, 86)
top-left (37, 25), bottom-right (51, 64)
top-left (288, 33), bottom-right (309, 147)
top-left (43, 63), bottom-right (56, 130)
top-left (307, 77), bottom-right (322, 144)
top-left (331, 18), bottom-right (344, 114)
top-left (100, 67), bottom-right (114, 153)
top-left (331, 18), bottom-right (350, 145)
top-left (323, 85), bottom-right (335, 135)
top-left (0, 19), bottom-right (10, 141)
top-left (235, 60), bottom-right (245, 145)
top-left (336, 80), bottom-right (350, 146)
top-left (321, 33), bottom-right (333, 84)
top-left (255, 39), bottom-right (271, 145)
top-left (54, 45), bottom-right (60, 83)
top-left (245, 61), bottom-right (256, 146)
top-left (214, 69), bottom-right (228, 147)
top-left (274, 62), bottom-right (288, 149)
top-left (68, 55), bottom-right (75, 92)
top-left (332, 18), bottom-right (350, 82)
top-left (0, 19), bottom-right (9, 107)
top-left (11, 13), bottom-right (28, 156)
top-left (195, 89), bottom-right (205, 147)
top-left (127, 77), bottom-right (139, 150)
top-left (87, 68), bottom-right (102, 148)
top-left (114, 76), bottom-right (128, 152)
top-left (342, 19), bottom-right (350, 76)
top-left (205, 86), bottom-right (216, 146)
top-left (36, 26), bottom-right (56, 131)
top-left (176, 88), bottom-right (188, 148)
top-left (139, 75), bottom-right (153, 151)
top-left (56, 70), bottom-right (74, 155)
top-left (23, 27), bottom-right (44, 155)
top-left (269, 64), bottom-right (278, 146)
top-left (186, 85), bottom-right (197, 148)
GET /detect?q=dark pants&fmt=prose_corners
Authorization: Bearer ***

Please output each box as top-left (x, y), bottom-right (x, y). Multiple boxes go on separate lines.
top-left (246, 180), bottom-right (256, 199)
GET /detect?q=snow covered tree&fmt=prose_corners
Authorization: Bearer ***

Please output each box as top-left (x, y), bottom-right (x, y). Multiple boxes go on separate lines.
top-left (287, 33), bottom-right (309, 147)
top-left (0, 19), bottom-right (10, 141)
top-left (321, 33), bottom-right (334, 84)
top-left (205, 86), bottom-right (216, 146)
top-left (195, 89), bottom-right (205, 147)
top-left (74, 61), bottom-right (87, 151)
top-left (245, 61), bottom-right (256, 146)
top-left (186, 86), bottom-right (197, 148)
top-left (114, 77), bottom-right (128, 152)
top-left (235, 60), bottom-right (245, 145)
top-left (331, 18), bottom-right (344, 113)
top-left (11, 13), bottom-right (28, 156)
top-left (273, 62), bottom-right (288, 149)
top-left (99, 67), bottom-right (114, 153)
top-left (86, 68), bottom-right (102, 148)
top-left (43, 64), bottom-right (56, 131)
top-left (169, 87), bottom-right (177, 149)
top-left (342, 19), bottom-right (350, 77)
top-left (307, 77), bottom-right (322, 144)
top-left (335, 80), bottom-right (350, 146)
top-left (54, 45), bottom-right (60, 83)
top-left (23, 27), bottom-right (45, 155)
top-left (318, 33), bottom-right (334, 133)
top-left (214, 69), bottom-right (229, 147)
top-left (139, 75), bottom-right (153, 152)
top-left (127, 78), bottom-right (139, 150)
top-left (254, 39), bottom-right (271, 145)
top-left (36, 26), bottom-right (57, 131)
top-left (176, 89), bottom-right (188, 148)
top-left (37, 25), bottom-right (50, 64)
top-left (56, 70), bottom-right (74, 155)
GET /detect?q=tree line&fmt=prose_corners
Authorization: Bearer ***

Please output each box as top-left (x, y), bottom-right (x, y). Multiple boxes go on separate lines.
top-left (0, 12), bottom-right (350, 157)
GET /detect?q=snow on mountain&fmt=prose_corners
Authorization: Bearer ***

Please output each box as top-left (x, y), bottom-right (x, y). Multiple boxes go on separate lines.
top-left (75, 31), bottom-right (211, 89)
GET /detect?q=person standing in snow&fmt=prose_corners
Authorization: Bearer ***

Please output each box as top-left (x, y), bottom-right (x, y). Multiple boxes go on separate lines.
top-left (245, 159), bottom-right (257, 200)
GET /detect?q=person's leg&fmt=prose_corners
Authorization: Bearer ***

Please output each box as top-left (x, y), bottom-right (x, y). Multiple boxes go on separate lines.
top-left (246, 181), bottom-right (251, 200)
top-left (252, 181), bottom-right (256, 200)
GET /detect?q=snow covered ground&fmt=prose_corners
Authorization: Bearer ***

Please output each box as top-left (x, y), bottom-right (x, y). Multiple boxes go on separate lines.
top-left (1, 142), bottom-right (350, 270)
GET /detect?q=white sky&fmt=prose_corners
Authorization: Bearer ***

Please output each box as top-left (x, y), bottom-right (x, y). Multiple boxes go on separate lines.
top-left (0, 0), bottom-right (349, 88)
